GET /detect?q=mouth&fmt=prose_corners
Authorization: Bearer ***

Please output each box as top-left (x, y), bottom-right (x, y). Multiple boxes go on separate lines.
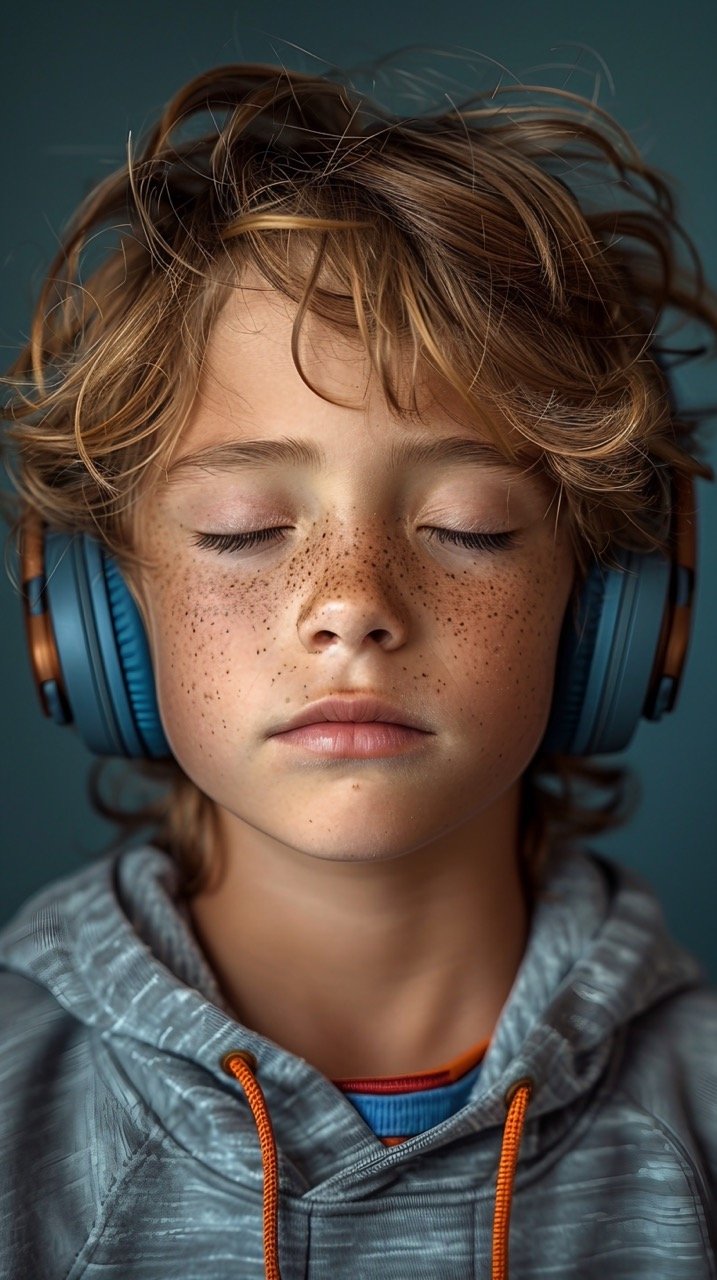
top-left (269, 718), bottom-right (432, 759)
top-left (271, 694), bottom-right (430, 736)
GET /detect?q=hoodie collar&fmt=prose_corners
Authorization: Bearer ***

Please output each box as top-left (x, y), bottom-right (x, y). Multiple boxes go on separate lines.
top-left (0, 839), bottom-right (703, 1193)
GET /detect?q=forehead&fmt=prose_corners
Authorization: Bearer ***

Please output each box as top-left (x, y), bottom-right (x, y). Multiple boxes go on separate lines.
top-left (201, 279), bottom-right (433, 417)
top-left (177, 278), bottom-right (544, 482)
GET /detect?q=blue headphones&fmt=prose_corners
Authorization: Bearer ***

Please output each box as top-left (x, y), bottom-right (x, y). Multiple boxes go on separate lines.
top-left (17, 460), bottom-right (700, 761)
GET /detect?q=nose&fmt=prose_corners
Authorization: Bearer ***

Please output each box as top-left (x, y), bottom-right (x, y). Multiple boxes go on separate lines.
top-left (295, 530), bottom-right (410, 654)
top-left (297, 597), bottom-right (408, 653)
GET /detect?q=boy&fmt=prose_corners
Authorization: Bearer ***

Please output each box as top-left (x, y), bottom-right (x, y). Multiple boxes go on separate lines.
top-left (1, 59), bottom-right (716, 1278)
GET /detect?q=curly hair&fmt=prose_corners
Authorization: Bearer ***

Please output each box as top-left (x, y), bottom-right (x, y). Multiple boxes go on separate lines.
top-left (2, 57), bottom-right (716, 899)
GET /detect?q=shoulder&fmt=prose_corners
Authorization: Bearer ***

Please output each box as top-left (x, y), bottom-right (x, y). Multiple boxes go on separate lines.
top-left (0, 970), bottom-right (150, 1277)
top-left (615, 983), bottom-right (717, 1197)
top-left (0, 967), bottom-right (78, 1069)
top-left (0, 968), bottom-right (84, 1138)
top-left (623, 982), bottom-right (717, 1082)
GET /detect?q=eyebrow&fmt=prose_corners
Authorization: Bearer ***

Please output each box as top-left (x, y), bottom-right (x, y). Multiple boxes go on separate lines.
top-left (164, 434), bottom-right (528, 482)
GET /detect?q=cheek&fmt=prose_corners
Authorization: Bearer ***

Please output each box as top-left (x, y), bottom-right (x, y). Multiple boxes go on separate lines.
top-left (433, 540), bottom-right (570, 658)
top-left (426, 545), bottom-right (573, 744)
top-left (130, 507), bottom-right (335, 766)
top-left (143, 560), bottom-right (280, 757)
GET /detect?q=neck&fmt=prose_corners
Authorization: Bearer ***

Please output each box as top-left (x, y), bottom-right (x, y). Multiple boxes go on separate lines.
top-left (187, 781), bottom-right (531, 1080)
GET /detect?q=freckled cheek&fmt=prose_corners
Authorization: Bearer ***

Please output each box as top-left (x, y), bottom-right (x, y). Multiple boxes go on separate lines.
top-left (465, 574), bottom-right (569, 724)
top-left (147, 573), bottom-right (274, 727)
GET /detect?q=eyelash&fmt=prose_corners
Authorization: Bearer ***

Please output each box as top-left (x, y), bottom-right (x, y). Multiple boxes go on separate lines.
top-left (191, 526), bottom-right (519, 555)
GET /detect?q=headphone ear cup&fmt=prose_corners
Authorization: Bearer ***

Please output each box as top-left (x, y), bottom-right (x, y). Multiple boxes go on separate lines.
top-left (540, 546), bottom-right (672, 757)
top-left (43, 530), bottom-right (171, 759)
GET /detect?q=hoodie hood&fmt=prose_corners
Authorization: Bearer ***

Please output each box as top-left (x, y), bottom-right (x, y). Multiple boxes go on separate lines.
top-left (0, 839), bottom-right (705, 1279)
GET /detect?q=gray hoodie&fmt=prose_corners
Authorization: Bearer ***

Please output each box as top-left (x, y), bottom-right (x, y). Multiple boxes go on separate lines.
top-left (0, 838), bottom-right (715, 1279)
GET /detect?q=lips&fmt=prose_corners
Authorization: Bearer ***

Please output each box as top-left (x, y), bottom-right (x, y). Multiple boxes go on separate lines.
top-left (271, 695), bottom-right (430, 735)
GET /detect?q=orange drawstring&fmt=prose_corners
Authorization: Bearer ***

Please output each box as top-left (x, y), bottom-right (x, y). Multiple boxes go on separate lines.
top-left (492, 1078), bottom-right (533, 1280)
top-left (221, 1050), bottom-right (533, 1280)
top-left (222, 1051), bottom-right (282, 1280)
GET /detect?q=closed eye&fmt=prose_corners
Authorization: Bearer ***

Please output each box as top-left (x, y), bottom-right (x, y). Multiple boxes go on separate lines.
top-left (193, 527), bottom-right (290, 553)
top-left (426, 527), bottom-right (519, 553)
top-left (191, 527), bottom-right (520, 554)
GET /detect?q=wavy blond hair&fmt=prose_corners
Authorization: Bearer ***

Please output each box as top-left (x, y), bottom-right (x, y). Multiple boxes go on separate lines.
top-left (2, 58), bottom-right (716, 898)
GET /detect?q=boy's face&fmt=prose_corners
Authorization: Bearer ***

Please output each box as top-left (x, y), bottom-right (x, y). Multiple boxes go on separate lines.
top-left (130, 274), bottom-right (577, 868)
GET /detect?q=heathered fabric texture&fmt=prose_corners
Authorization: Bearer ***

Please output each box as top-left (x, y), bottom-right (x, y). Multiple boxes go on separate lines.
top-left (0, 839), bottom-right (716, 1279)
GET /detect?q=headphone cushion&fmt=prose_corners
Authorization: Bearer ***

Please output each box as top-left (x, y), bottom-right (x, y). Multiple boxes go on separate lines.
top-left (540, 564), bottom-right (605, 755)
top-left (103, 554), bottom-right (171, 758)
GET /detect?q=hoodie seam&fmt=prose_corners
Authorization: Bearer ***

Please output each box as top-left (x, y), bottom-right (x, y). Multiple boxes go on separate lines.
top-left (60, 1131), bottom-right (164, 1280)
top-left (611, 1086), bottom-right (716, 1272)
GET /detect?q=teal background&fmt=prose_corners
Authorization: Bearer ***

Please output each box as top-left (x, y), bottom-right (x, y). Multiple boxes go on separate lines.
top-left (1, 2), bottom-right (715, 974)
